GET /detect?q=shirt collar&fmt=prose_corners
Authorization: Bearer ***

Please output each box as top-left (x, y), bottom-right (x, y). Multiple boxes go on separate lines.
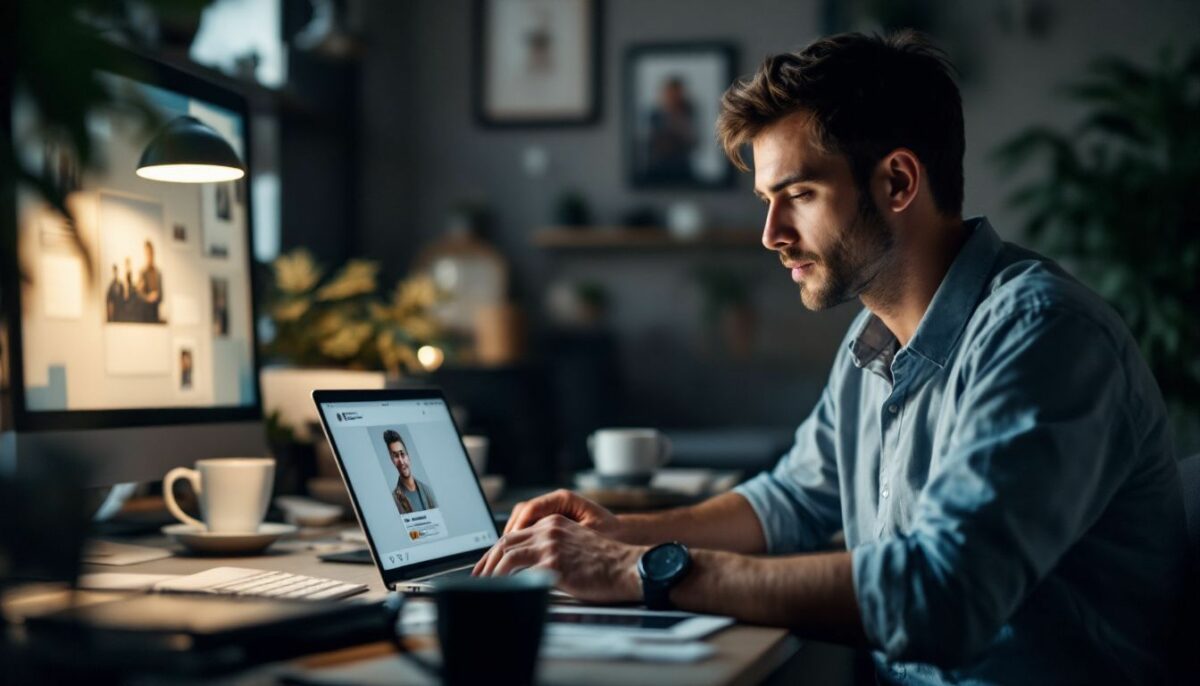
top-left (849, 216), bottom-right (1002, 370)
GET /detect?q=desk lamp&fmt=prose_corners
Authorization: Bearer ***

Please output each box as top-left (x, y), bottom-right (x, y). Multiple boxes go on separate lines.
top-left (136, 115), bottom-right (244, 183)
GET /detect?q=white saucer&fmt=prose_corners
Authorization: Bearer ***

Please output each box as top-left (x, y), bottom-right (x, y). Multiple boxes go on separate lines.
top-left (162, 522), bottom-right (298, 556)
top-left (275, 495), bottom-right (344, 527)
top-left (574, 470), bottom-right (654, 490)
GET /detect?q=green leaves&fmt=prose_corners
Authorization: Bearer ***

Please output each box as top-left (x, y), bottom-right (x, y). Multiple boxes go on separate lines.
top-left (993, 45), bottom-right (1200, 411)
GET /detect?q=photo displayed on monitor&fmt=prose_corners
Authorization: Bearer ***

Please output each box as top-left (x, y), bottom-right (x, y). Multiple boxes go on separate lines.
top-left (11, 70), bottom-right (257, 414)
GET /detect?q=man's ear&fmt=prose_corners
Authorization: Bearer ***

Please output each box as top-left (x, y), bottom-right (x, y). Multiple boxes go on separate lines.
top-left (876, 149), bottom-right (921, 214)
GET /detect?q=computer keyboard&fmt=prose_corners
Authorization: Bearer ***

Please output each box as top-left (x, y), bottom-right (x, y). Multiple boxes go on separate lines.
top-left (154, 566), bottom-right (368, 601)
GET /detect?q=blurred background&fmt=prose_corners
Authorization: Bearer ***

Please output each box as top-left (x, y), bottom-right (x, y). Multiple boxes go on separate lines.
top-left (4, 0), bottom-right (1199, 490)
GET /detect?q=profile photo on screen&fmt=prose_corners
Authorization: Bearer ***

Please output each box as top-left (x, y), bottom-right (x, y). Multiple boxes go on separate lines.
top-left (382, 429), bottom-right (437, 514)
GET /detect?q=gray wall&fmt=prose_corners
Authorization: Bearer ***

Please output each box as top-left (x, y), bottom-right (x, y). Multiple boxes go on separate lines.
top-left (354, 0), bottom-right (1199, 428)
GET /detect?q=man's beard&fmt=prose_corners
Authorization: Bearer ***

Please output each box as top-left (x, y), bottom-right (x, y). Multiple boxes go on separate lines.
top-left (783, 194), bottom-right (894, 311)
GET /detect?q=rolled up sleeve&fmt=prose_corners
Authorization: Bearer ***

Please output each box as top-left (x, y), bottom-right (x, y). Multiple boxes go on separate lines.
top-left (852, 307), bottom-right (1139, 664)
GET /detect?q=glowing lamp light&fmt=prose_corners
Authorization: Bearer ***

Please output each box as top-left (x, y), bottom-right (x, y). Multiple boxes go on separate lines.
top-left (417, 345), bottom-right (445, 371)
top-left (136, 115), bottom-right (245, 184)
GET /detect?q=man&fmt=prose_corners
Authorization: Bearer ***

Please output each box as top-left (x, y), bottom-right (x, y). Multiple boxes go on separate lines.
top-left (474, 32), bottom-right (1187, 683)
top-left (137, 240), bottom-right (163, 323)
top-left (646, 76), bottom-right (698, 183)
top-left (121, 257), bottom-right (138, 321)
top-left (105, 263), bottom-right (124, 322)
top-left (384, 429), bottom-right (437, 514)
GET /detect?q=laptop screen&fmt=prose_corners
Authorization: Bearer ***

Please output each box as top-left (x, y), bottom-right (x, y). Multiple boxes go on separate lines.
top-left (317, 395), bottom-right (497, 572)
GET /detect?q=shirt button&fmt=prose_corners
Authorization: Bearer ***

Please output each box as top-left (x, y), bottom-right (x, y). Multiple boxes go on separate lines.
top-left (888, 404), bottom-right (899, 414)
top-left (881, 486), bottom-right (890, 499)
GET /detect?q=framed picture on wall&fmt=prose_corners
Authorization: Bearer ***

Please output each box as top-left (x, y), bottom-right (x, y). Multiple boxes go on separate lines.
top-left (625, 42), bottom-right (737, 189)
top-left (473, 0), bottom-right (602, 127)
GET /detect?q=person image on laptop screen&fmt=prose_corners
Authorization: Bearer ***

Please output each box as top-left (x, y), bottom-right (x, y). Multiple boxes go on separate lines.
top-left (371, 425), bottom-right (448, 545)
top-left (315, 391), bottom-right (497, 586)
top-left (383, 429), bottom-right (437, 514)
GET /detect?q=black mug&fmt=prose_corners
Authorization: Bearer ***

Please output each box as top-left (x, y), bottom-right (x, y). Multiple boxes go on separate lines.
top-left (387, 571), bottom-right (554, 686)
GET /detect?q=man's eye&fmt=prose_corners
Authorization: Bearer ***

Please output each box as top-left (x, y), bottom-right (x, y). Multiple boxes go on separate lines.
top-left (790, 191), bottom-right (813, 201)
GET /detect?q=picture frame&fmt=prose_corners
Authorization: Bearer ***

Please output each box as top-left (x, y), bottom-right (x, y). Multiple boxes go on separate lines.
top-left (625, 42), bottom-right (738, 189)
top-left (473, 0), bottom-right (602, 127)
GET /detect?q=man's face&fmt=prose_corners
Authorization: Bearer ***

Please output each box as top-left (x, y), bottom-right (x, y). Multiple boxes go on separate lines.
top-left (388, 441), bottom-right (411, 478)
top-left (145, 242), bottom-right (155, 265)
top-left (753, 112), bottom-right (893, 311)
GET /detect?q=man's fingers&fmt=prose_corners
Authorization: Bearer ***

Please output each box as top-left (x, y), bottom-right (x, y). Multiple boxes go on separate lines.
top-left (471, 543), bottom-right (497, 575)
top-left (503, 501), bottom-right (528, 535)
top-left (491, 542), bottom-right (543, 576)
top-left (475, 526), bottom-right (540, 576)
top-left (472, 542), bottom-right (499, 576)
top-left (508, 490), bottom-right (574, 532)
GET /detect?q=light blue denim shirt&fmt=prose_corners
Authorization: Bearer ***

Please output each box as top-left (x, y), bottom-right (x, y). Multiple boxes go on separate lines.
top-left (735, 217), bottom-right (1187, 684)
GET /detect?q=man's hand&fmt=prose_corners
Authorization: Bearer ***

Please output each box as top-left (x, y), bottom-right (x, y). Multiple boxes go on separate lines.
top-left (473, 514), bottom-right (648, 604)
top-left (504, 489), bottom-right (620, 537)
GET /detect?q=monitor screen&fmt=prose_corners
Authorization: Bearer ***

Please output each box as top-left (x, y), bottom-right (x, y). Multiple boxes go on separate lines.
top-left (316, 396), bottom-right (497, 572)
top-left (11, 67), bottom-right (258, 419)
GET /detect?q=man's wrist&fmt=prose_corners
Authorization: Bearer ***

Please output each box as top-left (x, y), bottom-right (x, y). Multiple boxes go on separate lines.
top-left (609, 514), bottom-right (637, 543)
top-left (612, 513), bottom-right (665, 545)
top-left (624, 544), bottom-right (650, 601)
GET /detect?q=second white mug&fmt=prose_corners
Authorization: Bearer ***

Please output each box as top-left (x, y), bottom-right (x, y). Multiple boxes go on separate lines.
top-left (588, 428), bottom-right (671, 479)
top-left (163, 457), bottom-right (275, 533)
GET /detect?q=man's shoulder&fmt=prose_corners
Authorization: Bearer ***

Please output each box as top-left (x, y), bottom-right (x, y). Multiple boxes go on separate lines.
top-left (968, 243), bottom-right (1128, 346)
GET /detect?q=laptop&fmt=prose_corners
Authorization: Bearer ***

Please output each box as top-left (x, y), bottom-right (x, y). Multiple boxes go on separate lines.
top-left (312, 388), bottom-right (500, 593)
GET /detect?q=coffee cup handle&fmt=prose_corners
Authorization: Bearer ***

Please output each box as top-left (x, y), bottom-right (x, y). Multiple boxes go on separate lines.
top-left (586, 433), bottom-right (595, 455)
top-left (163, 467), bottom-right (205, 529)
top-left (658, 435), bottom-right (672, 467)
top-left (384, 593), bottom-right (442, 679)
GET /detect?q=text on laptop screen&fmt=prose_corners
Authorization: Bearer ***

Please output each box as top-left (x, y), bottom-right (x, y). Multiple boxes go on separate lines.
top-left (318, 398), bottom-right (495, 570)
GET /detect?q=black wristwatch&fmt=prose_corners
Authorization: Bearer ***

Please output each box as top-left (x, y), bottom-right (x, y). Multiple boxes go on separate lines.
top-left (638, 541), bottom-right (692, 610)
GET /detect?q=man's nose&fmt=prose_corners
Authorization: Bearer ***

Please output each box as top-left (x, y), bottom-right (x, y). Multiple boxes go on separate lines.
top-left (761, 200), bottom-right (798, 252)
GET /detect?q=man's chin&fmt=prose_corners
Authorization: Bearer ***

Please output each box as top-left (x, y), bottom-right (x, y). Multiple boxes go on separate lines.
top-left (798, 283), bottom-right (847, 312)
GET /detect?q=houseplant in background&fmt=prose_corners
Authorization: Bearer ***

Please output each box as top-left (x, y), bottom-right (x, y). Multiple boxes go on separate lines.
top-left (263, 248), bottom-right (446, 376)
top-left (992, 45), bottom-right (1200, 453)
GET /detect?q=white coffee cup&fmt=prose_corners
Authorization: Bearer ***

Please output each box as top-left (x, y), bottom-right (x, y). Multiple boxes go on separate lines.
top-left (462, 435), bottom-right (489, 475)
top-left (163, 457), bottom-right (275, 533)
top-left (588, 428), bottom-right (671, 479)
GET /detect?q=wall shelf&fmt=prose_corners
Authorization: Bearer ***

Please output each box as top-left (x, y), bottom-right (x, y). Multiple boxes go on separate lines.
top-left (532, 227), bottom-right (762, 251)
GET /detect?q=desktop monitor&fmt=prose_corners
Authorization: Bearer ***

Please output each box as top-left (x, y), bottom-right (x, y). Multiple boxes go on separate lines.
top-left (1, 50), bottom-right (266, 487)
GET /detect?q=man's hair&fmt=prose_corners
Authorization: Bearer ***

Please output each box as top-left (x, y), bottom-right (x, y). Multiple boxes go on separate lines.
top-left (717, 31), bottom-right (964, 215)
top-left (383, 429), bottom-right (402, 446)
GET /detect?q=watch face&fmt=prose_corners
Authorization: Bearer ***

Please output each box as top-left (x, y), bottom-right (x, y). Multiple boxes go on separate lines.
top-left (645, 543), bottom-right (688, 581)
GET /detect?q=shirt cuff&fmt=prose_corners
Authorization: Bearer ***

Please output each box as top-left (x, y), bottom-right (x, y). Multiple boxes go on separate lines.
top-left (733, 473), bottom-right (787, 554)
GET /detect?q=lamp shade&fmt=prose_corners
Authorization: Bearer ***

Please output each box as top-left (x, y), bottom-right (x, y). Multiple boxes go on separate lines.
top-left (136, 115), bottom-right (245, 183)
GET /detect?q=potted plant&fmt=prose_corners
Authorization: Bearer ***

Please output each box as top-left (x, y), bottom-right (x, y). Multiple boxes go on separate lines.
top-left (993, 45), bottom-right (1200, 453)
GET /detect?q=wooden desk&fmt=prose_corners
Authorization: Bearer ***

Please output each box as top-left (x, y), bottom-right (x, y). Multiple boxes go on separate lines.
top-left (9, 532), bottom-right (801, 685)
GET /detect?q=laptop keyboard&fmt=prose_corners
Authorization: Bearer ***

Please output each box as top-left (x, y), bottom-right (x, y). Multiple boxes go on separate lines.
top-left (155, 566), bottom-right (368, 601)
